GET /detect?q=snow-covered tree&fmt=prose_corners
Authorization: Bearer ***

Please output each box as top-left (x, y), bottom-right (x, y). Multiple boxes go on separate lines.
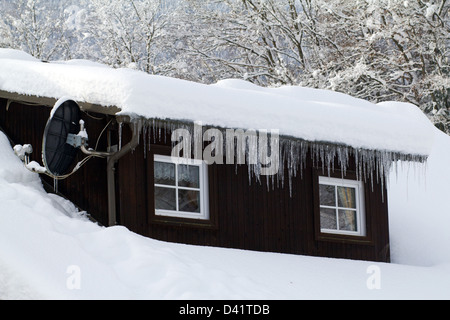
top-left (87, 0), bottom-right (180, 75)
top-left (186, 0), bottom-right (449, 133)
top-left (182, 0), bottom-right (316, 85)
top-left (1, 0), bottom-right (69, 60)
top-left (61, 2), bottom-right (98, 60)
top-left (306, 0), bottom-right (449, 133)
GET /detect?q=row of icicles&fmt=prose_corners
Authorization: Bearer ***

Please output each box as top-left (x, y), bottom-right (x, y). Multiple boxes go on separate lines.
top-left (116, 118), bottom-right (428, 197)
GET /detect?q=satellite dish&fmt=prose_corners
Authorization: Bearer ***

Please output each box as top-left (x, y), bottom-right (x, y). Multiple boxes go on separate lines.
top-left (42, 99), bottom-right (81, 176)
top-left (14, 97), bottom-right (115, 180)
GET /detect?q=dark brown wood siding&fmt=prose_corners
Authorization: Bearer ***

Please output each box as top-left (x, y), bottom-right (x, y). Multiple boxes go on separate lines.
top-left (117, 124), bottom-right (390, 262)
top-left (1, 98), bottom-right (390, 262)
top-left (0, 98), bottom-right (110, 225)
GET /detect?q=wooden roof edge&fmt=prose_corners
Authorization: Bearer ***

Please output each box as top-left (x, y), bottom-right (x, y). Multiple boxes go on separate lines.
top-left (0, 89), bottom-right (120, 116)
top-left (0, 91), bottom-right (429, 161)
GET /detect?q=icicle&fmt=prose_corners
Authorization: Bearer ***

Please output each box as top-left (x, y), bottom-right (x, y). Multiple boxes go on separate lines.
top-left (118, 122), bottom-right (123, 151)
top-left (149, 123), bottom-right (152, 148)
top-left (142, 124), bottom-right (148, 159)
top-left (134, 119), bottom-right (142, 149)
top-left (132, 116), bottom-right (427, 199)
top-left (152, 119), bottom-right (156, 143)
top-left (288, 141), bottom-right (294, 195)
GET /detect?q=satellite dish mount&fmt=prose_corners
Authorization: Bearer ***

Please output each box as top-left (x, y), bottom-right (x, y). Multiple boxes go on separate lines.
top-left (15, 98), bottom-right (115, 179)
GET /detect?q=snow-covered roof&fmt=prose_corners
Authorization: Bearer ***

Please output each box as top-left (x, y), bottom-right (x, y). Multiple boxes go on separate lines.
top-left (0, 49), bottom-right (435, 157)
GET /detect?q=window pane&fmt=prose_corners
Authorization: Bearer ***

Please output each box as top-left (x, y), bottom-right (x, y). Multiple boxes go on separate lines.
top-left (319, 184), bottom-right (335, 206)
top-left (337, 186), bottom-right (356, 209)
top-left (338, 209), bottom-right (357, 231)
top-left (178, 164), bottom-right (200, 188)
top-left (178, 189), bottom-right (200, 213)
top-left (320, 207), bottom-right (337, 230)
top-left (154, 161), bottom-right (175, 186)
top-left (155, 186), bottom-right (176, 211)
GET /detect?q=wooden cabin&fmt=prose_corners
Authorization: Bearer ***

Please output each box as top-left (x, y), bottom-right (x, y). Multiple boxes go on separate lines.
top-left (0, 49), bottom-right (434, 262)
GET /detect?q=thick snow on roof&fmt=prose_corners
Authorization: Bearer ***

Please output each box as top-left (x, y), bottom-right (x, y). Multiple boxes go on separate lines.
top-left (0, 49), bottom-right (435, 156)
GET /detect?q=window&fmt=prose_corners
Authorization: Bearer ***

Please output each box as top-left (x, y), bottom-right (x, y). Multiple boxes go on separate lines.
top-left (318, 176), bottom-right (365, 236)
top-left (153, 154), bottom-right (209, 220)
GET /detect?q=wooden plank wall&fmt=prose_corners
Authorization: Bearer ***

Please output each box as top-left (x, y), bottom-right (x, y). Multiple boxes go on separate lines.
top-left (1, 99), bottom-right (390, 262)
top-left (117, 124), bottom-right (390, 262)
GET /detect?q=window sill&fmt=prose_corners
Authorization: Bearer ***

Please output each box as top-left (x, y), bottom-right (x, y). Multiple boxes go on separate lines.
top-left (150, 214), bottom-right (218, 229)
top-left (316, 232), bottom-right (374, 245)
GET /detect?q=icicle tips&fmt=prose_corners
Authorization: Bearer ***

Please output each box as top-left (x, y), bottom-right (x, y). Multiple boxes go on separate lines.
top-left (171, 122), bottom-right (280, 177)
top-left (126, 116), bottom-right (428, 195)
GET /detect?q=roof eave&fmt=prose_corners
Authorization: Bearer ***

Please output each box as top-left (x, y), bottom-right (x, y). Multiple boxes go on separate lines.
top-left (116, 114), bottom-right (429, 162)
top-left (0, 89), bottom-right (120, 116)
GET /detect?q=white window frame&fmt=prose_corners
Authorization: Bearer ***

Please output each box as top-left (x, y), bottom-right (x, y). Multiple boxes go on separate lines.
top-left (318, 176), bottom-right (366, 236)
top-left (153, 154), bottom-right (209, 220)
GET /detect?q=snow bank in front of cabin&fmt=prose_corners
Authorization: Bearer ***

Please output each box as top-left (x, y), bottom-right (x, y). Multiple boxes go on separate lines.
top-left (388, 128), bottom-right (450, 267)
top-left (0, 48), bottom-right (39, 62)
top-left (0, 49), bottom-right (435, 157)
top-left (0, 127), bottom-right (450, 300)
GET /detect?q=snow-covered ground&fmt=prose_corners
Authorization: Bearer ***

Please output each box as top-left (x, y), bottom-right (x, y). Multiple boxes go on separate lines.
top-left (0, 125), bottom-right (449, 300)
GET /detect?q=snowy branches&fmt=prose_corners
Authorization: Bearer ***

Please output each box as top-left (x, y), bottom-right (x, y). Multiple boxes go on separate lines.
top-left (0, 0), bottom-right (449, 133)
top-left (1, 0), bottom-right (68, 60)
top-left (317, 0), bottom-right (450, 133)
top-left (183, 0), bottom-right (449, 134)
top-left (88, 0), bottom-right (174, 73)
